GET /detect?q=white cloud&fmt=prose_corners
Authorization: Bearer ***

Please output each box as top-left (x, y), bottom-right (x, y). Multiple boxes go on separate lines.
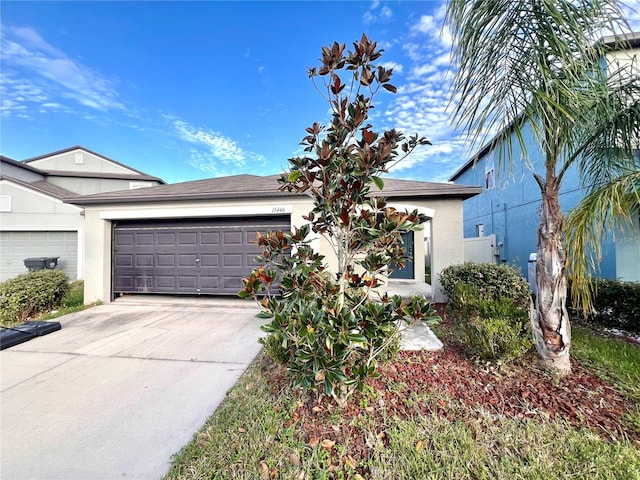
top-left (619, 2), bottom-right (640, 32)
top-left (166, 115), bottom-right (267, 177)
top-left (380, 61), bottom-right (403, 74)
top-left (363, 1), bottom-right (393, 25)
top-left (1, 25), bottom-right (123, 114)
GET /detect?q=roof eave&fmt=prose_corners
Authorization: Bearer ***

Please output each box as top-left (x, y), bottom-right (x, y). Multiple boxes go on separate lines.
top-left (64, 190), bottom-right (298, 206)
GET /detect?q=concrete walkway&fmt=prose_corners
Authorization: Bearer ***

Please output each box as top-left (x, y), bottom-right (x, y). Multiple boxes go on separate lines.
top-left (0, 298), bottom-right (263, 480)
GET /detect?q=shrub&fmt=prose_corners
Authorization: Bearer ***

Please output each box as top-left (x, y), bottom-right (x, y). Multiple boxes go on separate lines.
top-left (588, 279), bottom-right (640, 333)
top-left (440, 264), bottom-right (532, 363)
top-left (440, 262), bottom-right (531, 317)
top-left (459, 296), bottom-right (532, 362)
top-left (0, 270), bottom-right (70, 325)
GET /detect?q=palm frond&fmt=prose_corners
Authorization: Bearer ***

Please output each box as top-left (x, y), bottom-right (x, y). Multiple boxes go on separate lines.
top-left (446, 0), bottom-right (628, 173)
top-left (565, 168), bottom-right (640, 313)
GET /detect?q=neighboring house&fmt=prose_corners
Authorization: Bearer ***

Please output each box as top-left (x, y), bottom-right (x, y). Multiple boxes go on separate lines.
top-left (449, 33), bottom-right (640, 282)
top-left (0, 147), bottom-right (165, 281)
top-left (64, 175), bottom-right (481, 304)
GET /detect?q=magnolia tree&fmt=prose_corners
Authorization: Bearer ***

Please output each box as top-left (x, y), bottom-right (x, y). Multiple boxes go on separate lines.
top-left (240, 35), bottom-right (438, 406)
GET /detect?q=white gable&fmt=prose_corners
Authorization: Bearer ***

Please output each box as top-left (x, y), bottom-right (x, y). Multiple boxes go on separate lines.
top-left (26, 148), bottom-right (141, 176)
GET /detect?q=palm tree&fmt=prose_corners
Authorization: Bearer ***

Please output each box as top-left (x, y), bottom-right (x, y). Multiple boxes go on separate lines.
top-left (446, 0), bottom-right (640, 374)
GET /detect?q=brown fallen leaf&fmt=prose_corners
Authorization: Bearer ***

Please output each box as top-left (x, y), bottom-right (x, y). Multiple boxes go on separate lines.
top-left (344, 455), bottom-right (357, 469)
top-left (416, 440), bottom-right (424, 451)
top-left (289, 452), bottom-right (301, 466)
top-left (259, 461), bottom-right (269, 480)
top-left (321, 439), bottom-right (336, 450)
top-left (309, 436), bottom-right (320, 447)
top-left (237, 427), bottom-right (247, 433)
top-left (270, 468), bottom-right (279, 479)
top-left (312, 406), bottom-right (323, 413)
top-left (331, 424), bottom-right (340, 432)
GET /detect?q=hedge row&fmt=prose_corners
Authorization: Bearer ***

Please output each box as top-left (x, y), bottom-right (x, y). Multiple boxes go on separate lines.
top-left (0, 270), bottom-right (70, 325)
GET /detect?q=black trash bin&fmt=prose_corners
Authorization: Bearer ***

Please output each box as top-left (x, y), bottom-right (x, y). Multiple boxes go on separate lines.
top-left (23, 257), bottom-right (59, 271)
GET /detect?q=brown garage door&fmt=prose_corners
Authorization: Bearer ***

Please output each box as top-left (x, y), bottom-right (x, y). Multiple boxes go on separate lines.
top-left (112, 216), bottom-right (289, 296)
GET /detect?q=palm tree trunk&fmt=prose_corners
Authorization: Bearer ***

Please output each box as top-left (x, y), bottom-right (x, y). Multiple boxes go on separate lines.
top-left (531, 176), bottom-right (572, 375)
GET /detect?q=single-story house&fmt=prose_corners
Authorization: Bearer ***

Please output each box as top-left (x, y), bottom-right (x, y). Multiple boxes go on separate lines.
top-left (0, 147), bottom-right (164, 281)
top-left (64, 175), bottom-right (481, 304)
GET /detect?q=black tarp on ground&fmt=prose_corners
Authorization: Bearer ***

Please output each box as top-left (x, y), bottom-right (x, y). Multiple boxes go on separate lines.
top-left (0, 321), bottom-right (61, 350)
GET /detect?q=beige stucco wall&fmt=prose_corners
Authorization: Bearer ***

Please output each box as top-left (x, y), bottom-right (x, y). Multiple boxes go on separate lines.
top-left (47, 176), bottom-right (157, 195)
top-left (27, 149), bottom-right (140, 175)
top-left (428, 200), bottom-right (464, 302)
top-left (606, 46), bottom-right (639, 76)
top-left (81, 194), bottom-right (466, 304)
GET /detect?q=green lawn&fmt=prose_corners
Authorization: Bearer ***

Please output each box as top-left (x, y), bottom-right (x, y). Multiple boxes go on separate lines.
top-left (39, 281), bottom-right (100, 320)
top-left (165, 324), bottom-right (640, 480)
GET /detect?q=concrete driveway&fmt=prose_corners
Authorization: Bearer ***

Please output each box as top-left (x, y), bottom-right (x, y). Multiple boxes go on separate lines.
top-left (0, 297), bottom-right (263, 480)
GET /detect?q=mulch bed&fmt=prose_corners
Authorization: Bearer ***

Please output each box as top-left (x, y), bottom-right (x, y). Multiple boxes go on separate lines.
top-left (260, 310), bottom-right (639, 476)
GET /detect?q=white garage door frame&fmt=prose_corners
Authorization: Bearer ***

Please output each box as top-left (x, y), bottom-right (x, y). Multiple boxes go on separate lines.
top-left (98, 204), bottom-right (295, 299)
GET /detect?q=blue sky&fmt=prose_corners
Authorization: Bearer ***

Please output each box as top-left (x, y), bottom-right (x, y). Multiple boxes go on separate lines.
top-left (1, 1), bottom-right (638, 184)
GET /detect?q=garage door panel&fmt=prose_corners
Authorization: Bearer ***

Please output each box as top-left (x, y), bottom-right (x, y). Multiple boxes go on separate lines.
top-left (222, 275), bottom-right (246, 290)
top-left (157, 255), bottom-right (175, 267)
top-left (223, 231), bottom-right (243, 245)
top-left (115, 255), bottom-right (134, 267)
top-left (178, 254), bottom-right (197, 267)
top-left (200, 276), bottom-right (220, 289)
top-left (114, 275), bottom-right (134, 290)
top-left (136, 233), bottom-right (155, 245)
top-left (222, 254), bottom-right (243, 267)
top-left (156, 276), bottom-right (176, 288)
top-left (136, 255), bottom-right (154, 267)
top-left (200, 254), bottom-right (219, 267)
top-left (201, 232), bottom-right (219, 244)
top-left (112, 216), bottom-right (289, 296)
top-left (178, 232), bottom-right (197, 245)
top-left (0, 231), bottom-right (78, 282)
top-left (178, 275), bottom-right (197, 288)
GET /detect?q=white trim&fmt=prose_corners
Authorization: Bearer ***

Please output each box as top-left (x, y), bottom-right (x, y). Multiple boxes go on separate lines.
top-left (0, 195), bottom-right (11, 212)
top-left (386, 203), bottom-right (435, 219)
top-left (99, 204), bottom-right (294, 220)
top-left (0, 225), bottom-right (81, 232)
top-left (76, 226), bottom-right (84, 280)
top-left (0, 179), bottom-right (83, 211)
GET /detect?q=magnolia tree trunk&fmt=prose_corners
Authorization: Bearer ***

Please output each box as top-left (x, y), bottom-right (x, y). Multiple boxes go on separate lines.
top-left (531, 177), bottom-right (572, 375)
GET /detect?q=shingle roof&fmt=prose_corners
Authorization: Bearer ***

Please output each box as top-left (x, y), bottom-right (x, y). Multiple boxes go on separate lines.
top-left (0, 175), bottom-right (77, 200)
top-left (0, 155), bottom-right (47, 175)
top-left (64, 174), bottom-right (481, 206)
